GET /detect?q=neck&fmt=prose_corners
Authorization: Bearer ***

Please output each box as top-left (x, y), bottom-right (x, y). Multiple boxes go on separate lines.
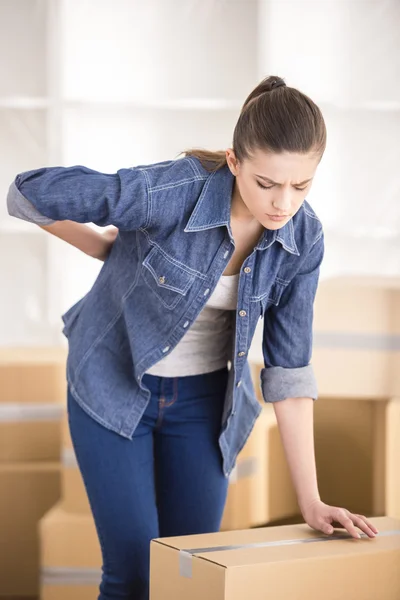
top-left (230, 180), bottom-right (254, 222)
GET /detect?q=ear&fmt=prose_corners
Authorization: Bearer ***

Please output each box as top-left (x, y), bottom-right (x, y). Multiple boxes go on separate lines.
top-left (226, 148), bottom-right (240, 176)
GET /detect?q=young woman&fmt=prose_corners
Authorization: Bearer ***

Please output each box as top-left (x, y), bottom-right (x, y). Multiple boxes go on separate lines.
top-left (8, 76), bottom-right (377, 600)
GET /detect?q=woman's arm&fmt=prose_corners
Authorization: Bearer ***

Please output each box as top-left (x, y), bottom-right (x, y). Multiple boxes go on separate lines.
top-left (7, 164), bottom-right (149, 230)
top-left (7, 171), bottom-right (119, 259)
top-left (40, 221), bottom-right (118, 261)
top-left (273, 397), bottom-right (319, 510)
top-left (273, 396), bottom-right (378, 539)
top-left (261, 229), bottom-right (378, 538)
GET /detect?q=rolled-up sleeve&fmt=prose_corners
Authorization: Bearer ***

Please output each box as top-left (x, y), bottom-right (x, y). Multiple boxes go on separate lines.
top-left (7, 183), bottom-right (56, 226)
top-left (261, 231), bottom-right (324, 403)
top-left (7, 165), bottom-right (149, 231)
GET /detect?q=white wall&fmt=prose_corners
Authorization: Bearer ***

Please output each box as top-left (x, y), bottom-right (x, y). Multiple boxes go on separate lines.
top-left (258, 0), bottom-right (400, 281)
top-left (1, 0), bottom-right (400, 347)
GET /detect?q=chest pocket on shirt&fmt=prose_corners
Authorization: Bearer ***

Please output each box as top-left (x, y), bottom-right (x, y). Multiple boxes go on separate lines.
top-left (142, 246), bottom-right (196, 309)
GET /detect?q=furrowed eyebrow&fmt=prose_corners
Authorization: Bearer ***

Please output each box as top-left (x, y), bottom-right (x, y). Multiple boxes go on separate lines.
top-left (255, 174), bottom-right (313, 186)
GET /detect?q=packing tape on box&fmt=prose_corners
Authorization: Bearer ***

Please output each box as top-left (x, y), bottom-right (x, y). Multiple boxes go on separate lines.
top-left (0, 403), bottom-right (64, 422)
top-left (179, 529), bottom-right (400, 578)
top-left (41, 566), bottom-right (102, 586)
top-left (314, 332), bottom-right (400, 351)
top-left (229, 457), bottom-right (259, 484)
top-left (62, 446), bottom-right (79, 468)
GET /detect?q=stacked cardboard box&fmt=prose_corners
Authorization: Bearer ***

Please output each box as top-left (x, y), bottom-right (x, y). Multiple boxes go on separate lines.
top-left (250, 277), bottom-right (400, 520)
top-left (313, 277), bottom-right (400, 399)
top-left (220, 405), bottom-right (297, 531)
top-left (39, 503), bottom-right (101, 600)
top-left (60, 409), bottom-right (91, 514)
top-left (150, 516), bottom-right (400, 600)
top-left (39, 404), bottom-right (101, 599)
top-left (313, 277), bottom-right (400, 518)
top-left (0, 347), bottom-right (65, 598)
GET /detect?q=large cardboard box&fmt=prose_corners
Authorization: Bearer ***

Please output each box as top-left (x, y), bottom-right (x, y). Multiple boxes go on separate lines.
top-left (0, 403), bottom-right (63, 462)
top-left (61, 411), bottom-right (91, 514)
top-left (251, 358), bottom-right (400, 520)
top-left (39, 502), bottom-right (101, 600)
top-left (221, 406), bottom-right (297, 531)
top-left (150, 516), bottom-right (400, 600)
top-left (312, 277), bottom-right (400, 398)
top-left (0, 346), bottom-right (67, 403)
top-left (315, 396), bottom-right (400, 518)
top-left (0, 462), bottom-right (61, 597)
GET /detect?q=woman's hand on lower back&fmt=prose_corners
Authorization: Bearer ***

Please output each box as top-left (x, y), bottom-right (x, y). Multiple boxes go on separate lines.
top-left (95, 226), bottom-right (119, 261)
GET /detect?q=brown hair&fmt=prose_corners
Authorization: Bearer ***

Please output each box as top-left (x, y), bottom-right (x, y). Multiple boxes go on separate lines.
top-left (183, 76), bottom-right (327, 172)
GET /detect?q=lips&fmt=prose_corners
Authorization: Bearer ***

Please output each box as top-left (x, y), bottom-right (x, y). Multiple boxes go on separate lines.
top-left (265, 213), bottom-right (288, 220)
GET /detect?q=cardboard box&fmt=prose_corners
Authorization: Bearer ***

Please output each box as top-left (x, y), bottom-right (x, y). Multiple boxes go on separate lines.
top-left (251, 361), bottom-right (400, 520)
top-left (150, 516), bottom-right (400, 600)
top-left (0, 403), bottom-right (63, 462)
top-left (315, 396), bottom-right (400, 518)
top-left (221, 406), bottom-right (297, 531)
top-left (0, 462), bottom-right (61, 597)
top-left (0, 346), bottom-right (67, 403)
top-left (40, 502), bottom-right (101, 600)
top-left (61, 412), bottom-right (91, 514)
top-left (62, 449), bottom-right (91, 514)
top-left (312, 277), bottom-right (400, 398)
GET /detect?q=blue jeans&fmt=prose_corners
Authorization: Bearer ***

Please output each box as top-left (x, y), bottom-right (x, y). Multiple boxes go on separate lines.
top-left (67, 367), bottom-right (230, 600)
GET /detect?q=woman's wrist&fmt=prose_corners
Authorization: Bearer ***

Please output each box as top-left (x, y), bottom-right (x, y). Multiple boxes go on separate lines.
top-left (40, 221), bottom-right (109, 259)
top-left (298, 494), bottom-right (321, 516)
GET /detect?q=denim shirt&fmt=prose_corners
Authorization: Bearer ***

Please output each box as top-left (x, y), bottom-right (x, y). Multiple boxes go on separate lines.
top-left (8, 156), bottom-right (324, 477)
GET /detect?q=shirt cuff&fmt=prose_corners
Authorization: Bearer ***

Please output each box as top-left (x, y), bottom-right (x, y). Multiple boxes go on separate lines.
top-left (7, 181), bottom-right (56, 226)
top-left (261, 364), bottom-right (318, 402)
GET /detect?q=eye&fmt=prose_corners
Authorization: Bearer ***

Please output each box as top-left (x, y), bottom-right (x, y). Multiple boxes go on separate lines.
top-left (256, 181), bottom-right (308, 191)
top-left (256, 181), bottom-right (274, 190)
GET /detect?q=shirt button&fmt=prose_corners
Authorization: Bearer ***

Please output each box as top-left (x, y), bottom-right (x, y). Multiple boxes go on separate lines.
top-left (238, 351), bottom-right (246, 357)
top-left (183, 320), bottom-right (190, 328)
top-left (162, 346), bottom-right (170, 353)
top-left (236, 380), bottom-right (242, 387)
top-left (223, 250), bottom-right (229, 259)
top-left (159, 276), bottom-right (166, 284)
top-left (239, 310), bottom-right (247, 317)
top-left (244, 267), bottom-right (251, 274)
top-left (204, 289), bottom-right (210, 296)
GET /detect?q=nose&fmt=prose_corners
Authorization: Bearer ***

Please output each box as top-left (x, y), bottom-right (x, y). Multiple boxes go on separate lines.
top-left (272, 189), bottom-right (292, 214)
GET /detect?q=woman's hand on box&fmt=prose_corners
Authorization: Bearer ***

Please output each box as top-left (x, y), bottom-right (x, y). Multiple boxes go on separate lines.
top-left (302, 499), bottom-right (379, 539)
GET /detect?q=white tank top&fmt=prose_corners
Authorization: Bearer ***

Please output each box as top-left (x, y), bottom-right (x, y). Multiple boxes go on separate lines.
top-left (146, 274), bottom-right (239, 377)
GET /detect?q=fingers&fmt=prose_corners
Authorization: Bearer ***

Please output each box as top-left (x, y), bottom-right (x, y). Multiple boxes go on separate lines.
top-left (352, 514), bottom-right (378, 538)
top-left (320, 522), bottom-right (334, 535)
top-left (336, 513), bottom-right (361, 538)
top-left (334, 510), bottom-right (378, 539)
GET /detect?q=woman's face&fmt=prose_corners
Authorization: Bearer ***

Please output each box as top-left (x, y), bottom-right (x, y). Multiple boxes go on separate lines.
top-left (226, 148), bottom-right (321, 230)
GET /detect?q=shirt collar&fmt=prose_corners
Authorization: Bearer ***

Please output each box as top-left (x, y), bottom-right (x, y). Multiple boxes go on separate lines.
top-left (184, 165), bottom-right (300, 256)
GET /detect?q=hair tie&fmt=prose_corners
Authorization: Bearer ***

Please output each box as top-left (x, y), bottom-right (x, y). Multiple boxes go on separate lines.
top-left (271, 79), bottom-right (286, 90)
